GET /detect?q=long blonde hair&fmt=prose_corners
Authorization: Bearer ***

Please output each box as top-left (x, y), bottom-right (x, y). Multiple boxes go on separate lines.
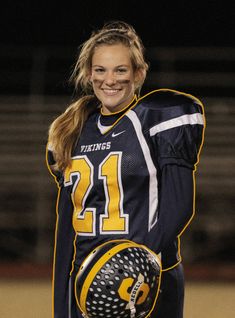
top-left (48, 21), bottom-right (149, 171)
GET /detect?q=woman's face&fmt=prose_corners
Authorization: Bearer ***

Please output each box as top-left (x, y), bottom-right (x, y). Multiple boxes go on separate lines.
top-left (90, 44), bottom-right (139, 114)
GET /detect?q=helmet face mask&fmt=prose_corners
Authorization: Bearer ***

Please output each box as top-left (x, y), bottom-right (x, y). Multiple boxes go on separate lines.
top-left (75, 240), bottom-right (162, 318)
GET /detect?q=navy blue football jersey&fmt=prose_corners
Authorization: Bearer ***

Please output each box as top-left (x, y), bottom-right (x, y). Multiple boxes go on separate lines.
top-left (47, 89), bottom-right (205, 317)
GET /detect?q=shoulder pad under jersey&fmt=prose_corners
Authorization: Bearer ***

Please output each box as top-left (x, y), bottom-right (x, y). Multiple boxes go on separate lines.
top-left (138, 89), bottom-right (203, 111)
top-left (138, 89), bottom-right (205, 169)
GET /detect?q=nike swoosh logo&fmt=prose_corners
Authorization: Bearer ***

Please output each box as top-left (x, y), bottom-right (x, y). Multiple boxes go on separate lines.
top-left (111, 130), bottom-right (126, 137)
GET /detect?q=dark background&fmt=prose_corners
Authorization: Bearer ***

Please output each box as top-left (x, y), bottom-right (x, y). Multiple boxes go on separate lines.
top-left (1, 1), bottom-right (234, 48)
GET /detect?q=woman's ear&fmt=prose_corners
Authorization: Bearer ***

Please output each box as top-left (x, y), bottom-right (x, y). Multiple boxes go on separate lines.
top-left (134, 69), bottom-right (146, 88)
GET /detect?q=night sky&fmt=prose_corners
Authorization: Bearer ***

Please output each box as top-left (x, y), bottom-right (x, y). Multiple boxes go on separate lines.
top-left (1, 1), bottom-right (234, 48)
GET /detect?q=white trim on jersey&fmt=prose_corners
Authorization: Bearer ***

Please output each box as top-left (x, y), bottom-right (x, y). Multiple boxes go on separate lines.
top-left (126, 110), bottom-right (159, 231)
top-left (97, 115), bottom-right (112, 134)
top-left (149, 113), bottom-right (204, 136)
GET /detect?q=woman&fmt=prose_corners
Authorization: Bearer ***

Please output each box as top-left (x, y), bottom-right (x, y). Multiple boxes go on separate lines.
top-left (47, 21), bottom-right (205, 318)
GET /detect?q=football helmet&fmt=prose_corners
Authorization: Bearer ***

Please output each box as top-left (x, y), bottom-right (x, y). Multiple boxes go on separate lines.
top-left (75, 239), bottom-right (161, 318)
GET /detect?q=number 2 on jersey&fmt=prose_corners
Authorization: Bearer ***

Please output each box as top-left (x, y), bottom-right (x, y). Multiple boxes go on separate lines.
top-left (64, 152), bottom-right (128, 236)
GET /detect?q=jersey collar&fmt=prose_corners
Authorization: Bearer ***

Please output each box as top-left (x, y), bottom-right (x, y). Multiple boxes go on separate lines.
top-left (97, 95), bottom-right (138, 135)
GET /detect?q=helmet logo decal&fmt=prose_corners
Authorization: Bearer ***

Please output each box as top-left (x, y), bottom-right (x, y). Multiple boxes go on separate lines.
top-left (118, 273), bottom-right (150, 316)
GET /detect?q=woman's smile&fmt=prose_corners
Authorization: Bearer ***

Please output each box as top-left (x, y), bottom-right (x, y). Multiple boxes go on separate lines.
top-left (90, 44), bottom-right (137, 114)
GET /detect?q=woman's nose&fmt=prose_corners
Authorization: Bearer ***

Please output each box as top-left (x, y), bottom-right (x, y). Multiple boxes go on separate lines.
top-left (104, 72), bottom-right (116, 85)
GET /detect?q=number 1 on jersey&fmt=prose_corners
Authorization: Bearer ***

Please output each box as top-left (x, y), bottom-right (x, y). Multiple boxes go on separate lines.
top-left (99, 153), bottom-right (128, 233)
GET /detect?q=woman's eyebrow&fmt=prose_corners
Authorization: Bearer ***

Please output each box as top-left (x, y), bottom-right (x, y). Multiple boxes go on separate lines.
top-left (92, 64), bottom-right (129, 68)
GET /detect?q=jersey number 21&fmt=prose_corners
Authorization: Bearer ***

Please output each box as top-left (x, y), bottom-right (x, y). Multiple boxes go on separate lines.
top-left (64, 152), bottom-right (129, 236)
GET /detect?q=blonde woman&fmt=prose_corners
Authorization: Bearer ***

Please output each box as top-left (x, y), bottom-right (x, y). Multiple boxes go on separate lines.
top-left (47, 21), bottom-right (205, 318)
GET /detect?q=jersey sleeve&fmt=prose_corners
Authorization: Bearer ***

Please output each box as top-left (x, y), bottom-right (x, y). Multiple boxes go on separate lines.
top-left (149, 164), bottom-right (194, 269)
top-left (148, 90), bottom-right (205, 169)
top-left (53, 186), bottom-right (76, 317)
top-left (46, 144), bottom-right (63, 186)
top-left (142, 89), bottom-right (205, 269)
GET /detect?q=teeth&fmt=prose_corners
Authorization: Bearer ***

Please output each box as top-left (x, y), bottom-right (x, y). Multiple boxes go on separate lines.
top-left (103, 89), bottom-right (119, 95)
top-left (103, 89), bottom-right (119, 93)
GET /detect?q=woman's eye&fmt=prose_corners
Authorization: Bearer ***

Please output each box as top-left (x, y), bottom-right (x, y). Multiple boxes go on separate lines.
top-left (117, 68), bottom-right (127, 73)
top-left (94, 68), bottom-right (105, 73)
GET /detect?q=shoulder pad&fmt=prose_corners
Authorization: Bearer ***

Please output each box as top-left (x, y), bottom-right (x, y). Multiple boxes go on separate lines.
top-left (139, 89), bottom-right (203, 110)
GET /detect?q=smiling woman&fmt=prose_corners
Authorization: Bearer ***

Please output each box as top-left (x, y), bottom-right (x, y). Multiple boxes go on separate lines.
top-left (90, 44), bottom-right (138, 114)
top-left (46, 21), bottom-right (205, 318)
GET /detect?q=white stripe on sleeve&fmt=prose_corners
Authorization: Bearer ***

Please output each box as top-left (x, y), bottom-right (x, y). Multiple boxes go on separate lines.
top-left (149, 113), bottom-right (204, 136)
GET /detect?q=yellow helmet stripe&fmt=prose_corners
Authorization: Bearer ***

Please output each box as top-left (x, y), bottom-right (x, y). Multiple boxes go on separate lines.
top-left (76, 240), bottom-right (139, 315)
